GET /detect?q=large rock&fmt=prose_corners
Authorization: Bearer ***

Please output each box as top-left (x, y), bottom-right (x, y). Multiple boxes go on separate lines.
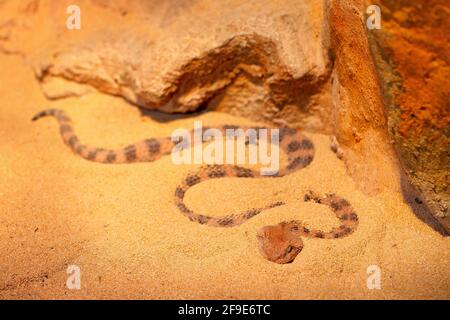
top-left (368, 0), bottom-right (450, 233)
top-left (0, 0), bottom-right (331, 128)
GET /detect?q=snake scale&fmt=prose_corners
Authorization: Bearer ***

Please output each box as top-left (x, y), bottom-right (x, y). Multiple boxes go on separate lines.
top-left (32, 108), bottom-right (359, 264)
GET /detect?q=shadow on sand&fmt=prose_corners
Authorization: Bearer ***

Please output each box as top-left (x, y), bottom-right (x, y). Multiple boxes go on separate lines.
top-left (400, 172), bottom-right (449, 236)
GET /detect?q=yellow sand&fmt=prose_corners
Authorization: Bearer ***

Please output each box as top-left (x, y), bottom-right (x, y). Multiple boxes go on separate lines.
top-left (0, 54), bottom-right (449, 299)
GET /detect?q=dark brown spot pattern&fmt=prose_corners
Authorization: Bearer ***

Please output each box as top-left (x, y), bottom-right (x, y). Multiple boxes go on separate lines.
top-left (124, 145), bottom-right (137, 161)
top-left (146, 138), bottom-right (161, 154)
top-left (106, 152), bottom-right (116, 163)
top-left (185, 175), bottom-right (201, 187)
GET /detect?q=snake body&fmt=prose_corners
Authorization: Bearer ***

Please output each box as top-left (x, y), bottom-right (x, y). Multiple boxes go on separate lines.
top-left (33, 108), bottom-right (358, 263)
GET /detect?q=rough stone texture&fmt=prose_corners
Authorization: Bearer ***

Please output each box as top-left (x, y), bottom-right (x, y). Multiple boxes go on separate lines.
top-left (0, 0), bottom-right (333, 129)
top-left (368, 0), bottom-right (449, 231)
top-left (328, 0), bottom-right (395, 196)
top-left (0, 0), bottom-right (447, 233)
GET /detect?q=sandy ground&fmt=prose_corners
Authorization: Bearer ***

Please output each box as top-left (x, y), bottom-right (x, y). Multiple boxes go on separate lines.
top-left (0, 54), bottom-right (449, 299)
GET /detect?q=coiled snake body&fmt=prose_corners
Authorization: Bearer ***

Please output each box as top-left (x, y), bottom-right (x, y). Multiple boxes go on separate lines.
top-left (33, 109), bottom-right (358, 264)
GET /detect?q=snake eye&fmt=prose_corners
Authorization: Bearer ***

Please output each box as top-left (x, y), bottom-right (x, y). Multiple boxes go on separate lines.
top-left (290, 225), bottom-right (299, 232)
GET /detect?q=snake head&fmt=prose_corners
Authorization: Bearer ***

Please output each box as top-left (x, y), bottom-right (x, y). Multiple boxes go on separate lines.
top-left (256, 222), bottom-right (304, 264)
